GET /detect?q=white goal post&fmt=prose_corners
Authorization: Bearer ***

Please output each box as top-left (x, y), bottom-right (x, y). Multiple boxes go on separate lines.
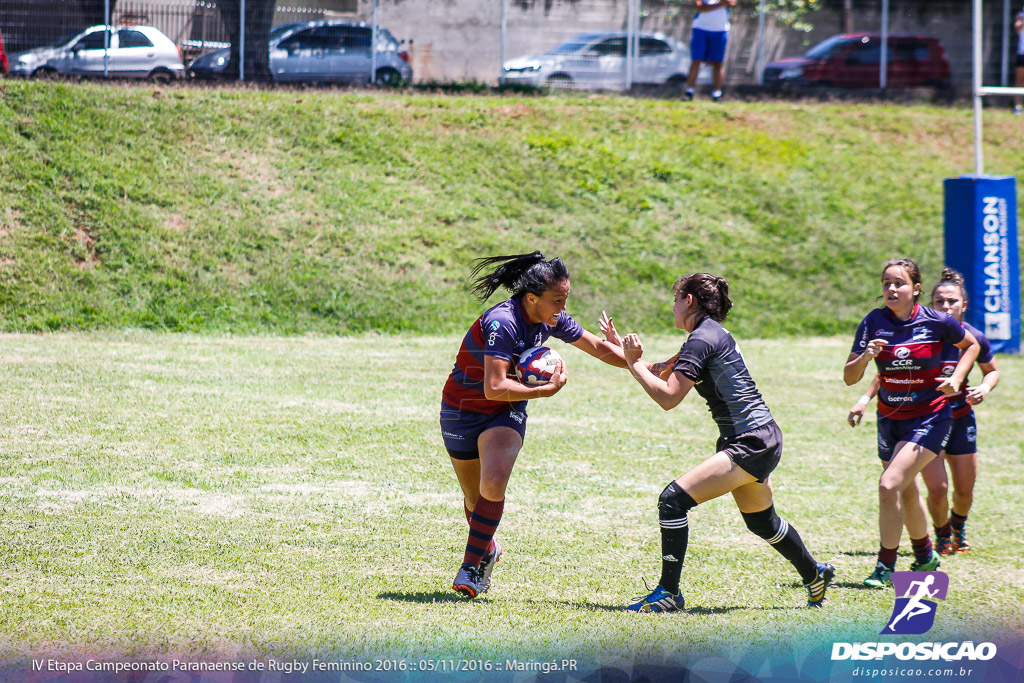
top-left (974, 0), bottom-right (1024, 174)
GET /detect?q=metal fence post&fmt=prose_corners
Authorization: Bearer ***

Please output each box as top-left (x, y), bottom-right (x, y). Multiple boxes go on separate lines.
top-left (625, 0), bottom-right (636, 89)
top-left (371, 0), bottom-right (378, 84)
top-left (879, 0), bottom-right (888, 89)
top-left (500, 0), bottom-right (507, 80)
top-left (239, 0), bottom-right (246, 81)
top-left (1001, 0), bottom-right (1009, 86)
top-left (104, 0), bottom-right (110, 78)
top-left (755, 0), bottom-right (766, 85)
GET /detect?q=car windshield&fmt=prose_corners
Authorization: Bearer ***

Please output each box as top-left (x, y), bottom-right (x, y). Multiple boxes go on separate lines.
top-left (805, 35), bottom-right (855, 60)
top-left (547, 36), bottom-right (602, 54)
top-left (51, 30), bottom-right (84, 48)
top-left (270, 24), bottom-right (301, 39)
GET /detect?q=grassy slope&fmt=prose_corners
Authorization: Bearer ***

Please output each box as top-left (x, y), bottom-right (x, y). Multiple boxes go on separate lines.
top-left (0, 333), bottom-right (1021, 663)
top-left (1, 81), bottom-right (1022, 337)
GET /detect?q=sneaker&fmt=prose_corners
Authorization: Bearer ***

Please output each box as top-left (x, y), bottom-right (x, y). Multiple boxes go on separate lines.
top-left (804, 562), bottom-right (835, 608)
top-left (935, 534), bottom-right (952, 556)
top-left (951, 527), bottom-right (971, 554)
top-left (478, 540), bottom-right (503, 593)
top-left (684, 88), bottom-right (695, 101)
top-left (864, 562), bottom-right (894, 588)
top-left (452, 563), bottom-right (484, 599)
top-left (909, 550), bottom-right (941, 572)
top-left (711, 89), bottom-right (723, 101)
top-left (626, 584), bottom-right (685, 613)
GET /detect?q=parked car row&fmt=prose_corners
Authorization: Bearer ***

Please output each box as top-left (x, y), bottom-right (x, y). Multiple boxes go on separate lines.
top-left (1, 23), bottom-right (951, 93)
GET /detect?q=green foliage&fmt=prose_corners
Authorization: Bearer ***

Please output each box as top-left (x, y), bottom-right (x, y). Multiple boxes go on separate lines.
top-left (1, 82), bottom-right (1022, 339)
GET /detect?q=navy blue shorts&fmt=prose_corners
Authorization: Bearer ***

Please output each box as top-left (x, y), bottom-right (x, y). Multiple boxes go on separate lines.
top-left (945, 412), bottom-right (978, 456)
top-left (716, 420), bottom-right (782, 483)
top-left (691, 28), bottom-right (728, 63)
top-left (876, 410), bottom-right (952, 462)
top-left (440, 401), bottom-right (527, 459)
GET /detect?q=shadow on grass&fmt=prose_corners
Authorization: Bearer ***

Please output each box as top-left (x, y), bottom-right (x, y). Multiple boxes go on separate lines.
top-left (378, 591), bottom-right (472, 604)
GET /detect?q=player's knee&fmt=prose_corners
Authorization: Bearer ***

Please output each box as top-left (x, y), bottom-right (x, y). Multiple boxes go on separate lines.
top-left (741, 505), bottom-right (785, 542)
top-left (658, 482), bottom-right (697, 520)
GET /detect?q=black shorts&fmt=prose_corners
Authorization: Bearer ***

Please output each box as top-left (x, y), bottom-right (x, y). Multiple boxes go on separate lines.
top-left (716, 420), bottom-right (782, 483)
top-left (1017, 53), bottom-right (1024, 67)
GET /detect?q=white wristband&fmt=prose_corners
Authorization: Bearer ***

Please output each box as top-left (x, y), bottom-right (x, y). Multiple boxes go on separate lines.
top-left (857, 395), bottom-right (872, 406)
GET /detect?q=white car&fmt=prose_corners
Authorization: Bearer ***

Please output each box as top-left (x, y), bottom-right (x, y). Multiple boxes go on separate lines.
top-left (501, 31), bottom-right (694, 90)
top-left (9, 25), bottom-right (184, 81)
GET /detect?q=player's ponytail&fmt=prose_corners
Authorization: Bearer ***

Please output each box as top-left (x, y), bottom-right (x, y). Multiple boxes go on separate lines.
top-left (674, 273), bottom-right (733, 322)
top-left (468, 252), bottom-right (570, 302)
top-left (932, 266), bottom-right (968, 304)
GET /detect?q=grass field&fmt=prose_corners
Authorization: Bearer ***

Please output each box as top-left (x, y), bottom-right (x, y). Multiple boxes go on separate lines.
top-left (1, 330), bottom-right (1021, 670)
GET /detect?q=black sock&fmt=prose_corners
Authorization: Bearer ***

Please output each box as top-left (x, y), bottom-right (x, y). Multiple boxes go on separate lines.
top-left (657, 481), bottom-right (696, 595)
top-left (742, 506), bottom-right (818, 584)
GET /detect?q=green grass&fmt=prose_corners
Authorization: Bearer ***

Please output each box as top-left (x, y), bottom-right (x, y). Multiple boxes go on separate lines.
top-left (2, 82), bottom-right (1023, 337)
top-left (0, 331), bottom-right (1021, 666)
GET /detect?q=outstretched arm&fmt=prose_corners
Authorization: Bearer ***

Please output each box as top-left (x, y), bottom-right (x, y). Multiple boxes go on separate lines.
top-left (622, 333), bottom-right (693, 410)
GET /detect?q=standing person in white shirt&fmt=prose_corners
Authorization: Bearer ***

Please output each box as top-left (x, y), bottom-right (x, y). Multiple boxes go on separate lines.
top-left (685, 0), bottom-right (736, 101)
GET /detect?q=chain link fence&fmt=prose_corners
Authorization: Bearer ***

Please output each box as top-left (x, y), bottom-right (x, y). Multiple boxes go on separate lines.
top-left (0, 0), bottom-right (1019, 98)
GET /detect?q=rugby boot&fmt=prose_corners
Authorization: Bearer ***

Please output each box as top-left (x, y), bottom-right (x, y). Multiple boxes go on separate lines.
top-left (478, 540), bottom-right (503, 593)
top-left (627, 584), bottom-right (685, 613)
top-left (864, 562), bottom-right (894, 588)
top-left (909, 550), bottom-right (941, 572)
top-left (804, 562), bottom-right (835, 608)
top-left (452, 563), bottom-right (484, 599)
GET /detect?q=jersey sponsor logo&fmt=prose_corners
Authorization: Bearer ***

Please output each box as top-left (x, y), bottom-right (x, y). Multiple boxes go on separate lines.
top-left (940, 364), bottom-right (955, 377)
top-left (912, 326), bottom-right (931, 341)
top-left (534, 332), bottom-right (544, 346)
top-left (895, 347), bottom-right (912, 359)
top-left (487, 320), bottom-right (500, 346)
top-left (889, 359), bottom-right (921, 369)
top-left (883, 377), bottom-right (925, 386)
top-left (509, 410), bottom-right (525, 424)
top-left (886, 393), bottom-right (918, 403)
top-left (874, 329), bottom-right (895, 337)
top-left (966, 426), bottom-right (976, 442)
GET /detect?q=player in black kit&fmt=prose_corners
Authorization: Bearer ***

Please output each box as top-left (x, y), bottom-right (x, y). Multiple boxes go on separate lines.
top-left (609, 273), bottom-right (834, 612)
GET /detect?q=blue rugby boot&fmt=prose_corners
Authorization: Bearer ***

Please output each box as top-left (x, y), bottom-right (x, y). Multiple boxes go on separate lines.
top-left (804, 562), bottom-right (835, 607)
top-left (626, 584), bottom-right (685, 613)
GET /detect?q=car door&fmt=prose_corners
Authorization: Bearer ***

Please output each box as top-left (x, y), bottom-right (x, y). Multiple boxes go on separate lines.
top-left (836, 38), bottom-right (880, 87)
top-left (334, 26), bottom-right (372, 82)
top-left (113, 29), bottom-right (156, 78)
top-left (637, 37), bottom-right (674, 84)
top-left (272, 27), bottom-right (327, 82)
top-left (590, 36), bottom-right (626, 88)
top-left (60, 29), bottom-right (111, 77)
top-left (889, 38), bottom-right (928, 87)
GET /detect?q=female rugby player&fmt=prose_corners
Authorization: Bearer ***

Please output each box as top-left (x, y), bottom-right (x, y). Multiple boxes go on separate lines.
top-left (848, 268), bottom-right (998, 555)
top-left (612, 273), bottom-right (834, 612)
top-left (442, 252), bottom-right (670, 598)
top-left (844, 259), bottom-right (979, 587)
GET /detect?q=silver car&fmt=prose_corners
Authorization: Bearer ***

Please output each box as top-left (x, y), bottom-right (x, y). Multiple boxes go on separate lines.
top-left (501, 31), bottom-right (693, 90)
top-left (9, 25), bottom-right (184, 81)
top-left (269, 20), bottom-right (412, 84)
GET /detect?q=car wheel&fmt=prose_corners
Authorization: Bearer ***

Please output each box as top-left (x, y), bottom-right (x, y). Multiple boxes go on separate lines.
top-left (148, 69), bottom-right (174, 84)
top-left (545, 73), bottom-right (573, 89)
top-left (32, 67), bottom-right (59, 80)
top-left (664, 75), bottom-right (687, 93)
top-left (374, 67), bottom-right (402, 86)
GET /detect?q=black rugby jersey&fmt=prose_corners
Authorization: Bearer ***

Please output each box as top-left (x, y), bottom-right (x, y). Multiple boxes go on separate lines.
top-left (672, 317), bottom-right (773, 437)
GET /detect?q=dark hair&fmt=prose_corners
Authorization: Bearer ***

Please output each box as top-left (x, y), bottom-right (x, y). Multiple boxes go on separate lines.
top-left (468, 252), bottom-right (570, 302)
top-left (673, 273), bottom-right (733, 322)
top-left (881, 257), bottom-right (922, 302)
top-left (932, 267), bottom-right (967, 304)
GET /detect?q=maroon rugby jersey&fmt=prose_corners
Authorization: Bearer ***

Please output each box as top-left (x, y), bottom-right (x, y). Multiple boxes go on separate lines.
top-left (851, 304), bottom-right (965, 420)
top-left (442, 297), bottom-right (583, 414)
top-left (939, 321), bottom-right (994, 419)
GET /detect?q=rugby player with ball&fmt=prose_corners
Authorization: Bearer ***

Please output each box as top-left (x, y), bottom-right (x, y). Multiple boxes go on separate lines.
top-left (441, 252), bottom-right (673, 598)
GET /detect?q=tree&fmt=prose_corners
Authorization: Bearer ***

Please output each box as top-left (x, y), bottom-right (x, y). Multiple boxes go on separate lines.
top-left (217, 0), bottom-right (276, 81)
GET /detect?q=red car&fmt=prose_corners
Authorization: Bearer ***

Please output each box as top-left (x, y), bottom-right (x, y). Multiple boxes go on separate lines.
top-left (763, 33), bottom-right (951, 89)
top-left (1, 28), bottom-right (8, 75)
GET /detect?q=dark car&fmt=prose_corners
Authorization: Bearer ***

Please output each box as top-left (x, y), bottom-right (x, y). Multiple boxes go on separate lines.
top-left (763, 33), bottom-right (951, 89)
top-left (188, 20), bottom-right (411, 84)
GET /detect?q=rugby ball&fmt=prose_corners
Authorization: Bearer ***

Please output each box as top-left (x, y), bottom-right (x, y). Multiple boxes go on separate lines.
top-left (515, 346), bottom-right (563, 386)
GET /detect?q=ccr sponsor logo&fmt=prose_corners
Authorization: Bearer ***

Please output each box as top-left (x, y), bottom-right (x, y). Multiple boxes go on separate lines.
top-left (894, 346), bottom-right (912, 359)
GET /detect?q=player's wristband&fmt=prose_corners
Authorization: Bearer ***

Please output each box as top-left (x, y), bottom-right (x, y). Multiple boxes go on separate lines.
top-left (856, 395), bottom-right (872, 406)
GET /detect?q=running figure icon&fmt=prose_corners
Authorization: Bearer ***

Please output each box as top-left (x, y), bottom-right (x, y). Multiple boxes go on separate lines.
top-left (882, 571), bottom-right (949, 635)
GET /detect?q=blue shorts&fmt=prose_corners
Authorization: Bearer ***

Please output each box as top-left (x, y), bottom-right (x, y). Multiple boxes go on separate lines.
top-left (945, 412), bottom-right (978, 456)
top-left (876, 410), bottom-right (952, 462)
top-left (440, 401), bottom-right (527, 459)
top-left (691, 28), bottom-right (728, 63)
